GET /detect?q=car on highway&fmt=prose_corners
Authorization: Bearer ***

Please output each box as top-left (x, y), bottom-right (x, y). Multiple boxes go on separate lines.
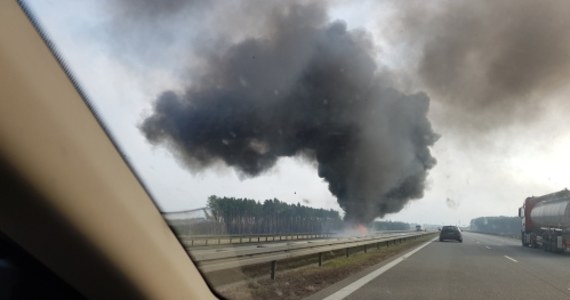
top-left (439, 226), bottom-right (463, 242)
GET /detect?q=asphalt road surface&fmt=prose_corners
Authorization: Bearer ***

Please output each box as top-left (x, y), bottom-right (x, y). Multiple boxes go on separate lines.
top-left (329, 232), bottom-right (570, 300)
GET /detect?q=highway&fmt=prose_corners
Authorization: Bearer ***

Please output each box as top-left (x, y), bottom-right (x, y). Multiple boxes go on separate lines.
top-left (311, 232), bottom-right (570, 300)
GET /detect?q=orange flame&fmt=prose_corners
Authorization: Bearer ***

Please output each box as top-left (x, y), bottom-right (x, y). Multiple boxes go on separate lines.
top-left (356, 224), bottom-right (368, 236)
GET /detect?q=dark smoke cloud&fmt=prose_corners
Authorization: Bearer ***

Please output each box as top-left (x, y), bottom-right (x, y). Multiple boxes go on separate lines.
top-left (141, 3), bottom-right (438, 223)
top-left (105, 0), bottom-right (298, 72)
top-left (390, 0), bottom-right (570, 130)
top-left (112, 0), bottom-right (203, 18)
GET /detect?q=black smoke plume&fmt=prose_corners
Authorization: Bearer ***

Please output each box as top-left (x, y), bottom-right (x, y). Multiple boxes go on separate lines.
top-left (141, 4), bottom-right (438, 223)
top-left (390, 0), bottom-right (570, 131)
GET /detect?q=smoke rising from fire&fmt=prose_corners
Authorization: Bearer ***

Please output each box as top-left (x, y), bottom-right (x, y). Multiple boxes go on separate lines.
top-left (141, 3), bottom-right (438, 223)
top-left (389, 0), bottom-right (570, 130)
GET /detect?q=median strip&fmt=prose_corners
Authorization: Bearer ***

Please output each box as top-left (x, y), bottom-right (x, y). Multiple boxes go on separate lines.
top-left (212, 233), bottom-right (437, 299)
top-left (195, 232), bottom-right (430, 273)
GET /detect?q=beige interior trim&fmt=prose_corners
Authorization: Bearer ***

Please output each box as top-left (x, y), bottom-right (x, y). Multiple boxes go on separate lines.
top-left (0, 1), bottom-right (215, 299)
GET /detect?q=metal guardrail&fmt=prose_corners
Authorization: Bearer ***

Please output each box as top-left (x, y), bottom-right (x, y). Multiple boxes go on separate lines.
top-left (193, 232), bottom-right (435, 279)
top-left (180, 232), bottom-right (334, 247)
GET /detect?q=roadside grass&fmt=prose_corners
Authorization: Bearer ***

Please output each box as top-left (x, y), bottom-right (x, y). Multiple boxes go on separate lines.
top-left (216, 233), bottom-right (436, 300)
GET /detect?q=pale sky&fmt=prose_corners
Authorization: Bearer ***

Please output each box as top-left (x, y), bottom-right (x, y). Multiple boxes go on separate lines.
top-left (24, 1), bottom-right (570, 226)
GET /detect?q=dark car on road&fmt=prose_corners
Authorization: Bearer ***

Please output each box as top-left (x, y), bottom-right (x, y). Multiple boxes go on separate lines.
top-left (439, 226), bottom-right (463, 242)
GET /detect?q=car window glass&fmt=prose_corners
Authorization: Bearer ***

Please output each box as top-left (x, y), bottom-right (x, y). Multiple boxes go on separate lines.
top-left (19, 1), bottom-right (570, 299)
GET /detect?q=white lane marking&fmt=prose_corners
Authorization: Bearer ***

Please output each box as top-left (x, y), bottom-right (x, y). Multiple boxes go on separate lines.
top-left (323, 237), bottom-right (437, 300)
top-left (485, 246), bottom-right (492, 249)
top-left (504, 255), bottom-right (518, 263)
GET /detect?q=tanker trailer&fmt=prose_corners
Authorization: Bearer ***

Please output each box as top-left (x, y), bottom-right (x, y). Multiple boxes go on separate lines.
top-left (518, 188), bottom-right (570, 252)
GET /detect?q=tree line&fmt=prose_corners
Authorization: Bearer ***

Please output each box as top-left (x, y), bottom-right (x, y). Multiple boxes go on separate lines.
top-left (170, 196), bottom-right (343, 235)
top-left (373, 220), bottom-right (411, 231)
top-left (469, 216), bottom-right (520, 236)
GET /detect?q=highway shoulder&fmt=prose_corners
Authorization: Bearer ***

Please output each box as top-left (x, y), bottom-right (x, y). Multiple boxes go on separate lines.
top-left (303, 237), bottom-right (437, 300)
